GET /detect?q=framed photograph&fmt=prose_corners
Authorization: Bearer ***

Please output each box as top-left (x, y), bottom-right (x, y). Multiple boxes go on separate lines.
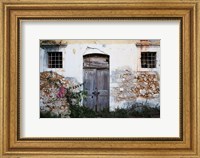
top-left (39, 39), bottom-right (161, 118)
top-left (0, 0), bottom-right (199, 157)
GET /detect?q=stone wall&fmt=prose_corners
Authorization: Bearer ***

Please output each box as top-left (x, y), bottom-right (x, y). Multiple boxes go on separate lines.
top-left (111, 67), bottom-right (160, 108)
top-left (40, 71), bottom-right (81, 118)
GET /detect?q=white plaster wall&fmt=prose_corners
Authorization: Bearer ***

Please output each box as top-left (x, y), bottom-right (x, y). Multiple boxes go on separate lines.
top-left (40, 44), bottom-right (139, 79)
top-left (39, 48), bottom-right (46, 72)
top-left (40, 43), bottom-right (160, 110)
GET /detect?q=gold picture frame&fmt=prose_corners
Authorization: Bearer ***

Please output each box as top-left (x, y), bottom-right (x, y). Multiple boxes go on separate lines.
top-left (0, 0), bottom-right (199, 157)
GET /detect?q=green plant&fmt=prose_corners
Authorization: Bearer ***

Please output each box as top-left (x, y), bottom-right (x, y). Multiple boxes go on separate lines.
top-left (69, 103), bottom-right (160, 118)
top-left (42, 73), bottom-right (160, 118)
top-left (40, 111), bottom-right (60, 118)
top-left (69, 105), bottom-right (96, 118)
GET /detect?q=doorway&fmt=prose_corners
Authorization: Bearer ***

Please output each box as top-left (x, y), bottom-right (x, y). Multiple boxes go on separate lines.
top-left (83, 54), bottom-right (109, 112)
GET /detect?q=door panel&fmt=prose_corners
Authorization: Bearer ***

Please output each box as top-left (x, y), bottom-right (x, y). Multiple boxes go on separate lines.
top-left (83, 69), bottom-right (96, 110)
top-left (83, 55), bottom-right (109, 68)
top-left (97, 69), bottom-right (109, 111)
top-left (83, 55), bottom-right (109, 112)
top-left (98, 96), bottom-right (109, 111)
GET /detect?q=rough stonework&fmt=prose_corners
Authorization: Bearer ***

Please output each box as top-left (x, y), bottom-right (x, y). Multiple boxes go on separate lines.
top-left (40, 71), bottom-right (81, 118)
top-left (136, 40), bottom-right (160, 46)
top-left (111, 67), bottom-right (160, 107)
top-left (40, 40), bottom-right (68, 46)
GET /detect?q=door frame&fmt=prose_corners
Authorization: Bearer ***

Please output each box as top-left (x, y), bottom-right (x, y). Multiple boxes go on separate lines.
top-left (83, 53), bottom-right (110, 111)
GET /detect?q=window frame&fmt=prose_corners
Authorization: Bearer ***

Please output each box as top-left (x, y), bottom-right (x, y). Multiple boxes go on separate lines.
top-left (140, 51), bottom-right (157, 69)
top-left (47, 51), bottom-right (63, 69)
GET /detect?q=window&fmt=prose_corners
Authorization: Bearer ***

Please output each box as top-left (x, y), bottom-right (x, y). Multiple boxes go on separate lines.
top-left (48, 52), bottom-right (63, 68)
top-left (141, 52), bottom-right (156, 68)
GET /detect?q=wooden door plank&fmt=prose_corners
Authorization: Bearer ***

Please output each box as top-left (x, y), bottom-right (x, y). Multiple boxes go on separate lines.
top-left (97, 69), bottom-right (109, 111)
top-left (83, 69), bottom-right (96, 110)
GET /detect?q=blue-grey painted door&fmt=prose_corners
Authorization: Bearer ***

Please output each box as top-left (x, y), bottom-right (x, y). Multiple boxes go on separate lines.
top-left (83, 54), bottom-right (109, 111)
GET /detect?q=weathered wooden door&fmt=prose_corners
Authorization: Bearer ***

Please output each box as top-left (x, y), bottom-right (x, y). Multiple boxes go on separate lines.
top-left (83, 54), bottom-right (109, 112)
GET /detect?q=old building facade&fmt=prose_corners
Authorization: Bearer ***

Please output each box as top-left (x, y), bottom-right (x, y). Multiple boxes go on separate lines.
top-left (40, 40), bottom-right (160, 111)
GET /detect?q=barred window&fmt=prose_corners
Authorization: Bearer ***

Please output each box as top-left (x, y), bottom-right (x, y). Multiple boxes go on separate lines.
top-left (48, 52), bottom-right (63, 68)
top-left (141, 52), bottom-right (156, 68)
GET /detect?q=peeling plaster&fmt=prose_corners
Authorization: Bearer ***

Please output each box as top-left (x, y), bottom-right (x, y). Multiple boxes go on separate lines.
top-left (84, 46), bottom-right (107, 55)
top-left (40, 40), bottom-right (68, 46)
top-left (40, 71), bottom-right (81, 118)
top-left (111, 67), bottom-right (160, 108)
top-left (73, 48), bottom-right (76, 54)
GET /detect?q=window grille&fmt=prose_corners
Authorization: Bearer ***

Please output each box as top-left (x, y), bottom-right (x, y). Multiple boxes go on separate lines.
top-left (141, 52), bottom-right (156, 68)
top-left (48, 52), bottom-right (63, 68)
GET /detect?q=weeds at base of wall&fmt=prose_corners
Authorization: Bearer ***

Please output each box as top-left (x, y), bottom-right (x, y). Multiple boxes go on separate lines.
top-left (40, 104), bottom-right (160, 118)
